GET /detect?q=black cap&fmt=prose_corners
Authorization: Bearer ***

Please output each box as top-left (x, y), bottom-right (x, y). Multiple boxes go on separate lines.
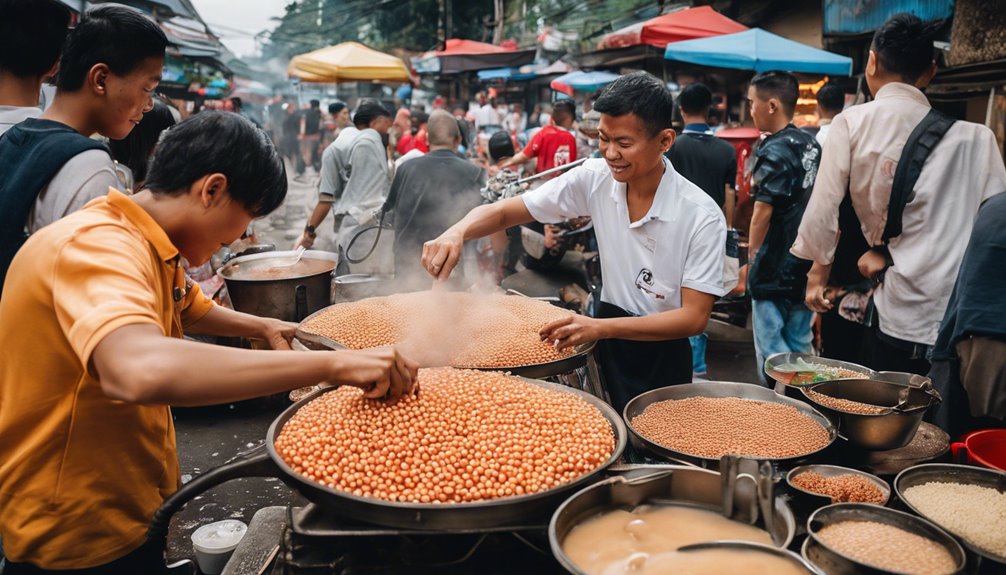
top-left (488, 131), bottom-right (515, 162)
top-left (353, 98), bottom-right (391, 128)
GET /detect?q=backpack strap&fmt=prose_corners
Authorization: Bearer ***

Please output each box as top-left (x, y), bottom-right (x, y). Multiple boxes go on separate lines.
top-left (883, 108), bottom-right (956, 243)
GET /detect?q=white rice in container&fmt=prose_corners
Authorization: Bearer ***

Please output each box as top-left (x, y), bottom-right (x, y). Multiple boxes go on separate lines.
top-left (902, 481), bottom-right (1006, 557)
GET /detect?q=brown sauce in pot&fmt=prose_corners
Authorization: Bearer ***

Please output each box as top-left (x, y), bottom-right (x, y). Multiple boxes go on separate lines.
top-left (222, 257), bottom-right (335, 280)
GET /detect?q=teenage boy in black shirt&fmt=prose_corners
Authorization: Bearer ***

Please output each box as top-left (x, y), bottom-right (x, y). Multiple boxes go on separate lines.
top-left (746, 70), bottom-right (820, 384)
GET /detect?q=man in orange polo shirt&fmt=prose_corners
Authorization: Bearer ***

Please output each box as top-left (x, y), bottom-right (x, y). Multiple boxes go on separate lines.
top-left (0, 111), bottom-right (418, 573)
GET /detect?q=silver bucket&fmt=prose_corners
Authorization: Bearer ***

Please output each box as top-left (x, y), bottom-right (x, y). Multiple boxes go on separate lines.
top-left (218, 250), bottom-right (337, 322)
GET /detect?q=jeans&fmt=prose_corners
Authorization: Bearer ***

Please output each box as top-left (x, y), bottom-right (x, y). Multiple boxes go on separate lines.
top-left (752, 298), bottom-right (814, 385)
top-left (689, 333), bottom-right (708, 375)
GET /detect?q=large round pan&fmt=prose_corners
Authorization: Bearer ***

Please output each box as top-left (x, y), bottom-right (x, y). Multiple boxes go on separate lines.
top-left (295, 303), bottom-right (596, 378)
top-left (894, 463), bottom-right (1006, 566)
top-left (623, 382), bottom-right (838, 468)
top-left (147, 377), bottom-right (626, 550)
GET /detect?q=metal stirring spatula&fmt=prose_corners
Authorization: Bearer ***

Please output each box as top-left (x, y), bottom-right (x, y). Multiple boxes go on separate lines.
top-left (272, 245), bottom-right (306, 267)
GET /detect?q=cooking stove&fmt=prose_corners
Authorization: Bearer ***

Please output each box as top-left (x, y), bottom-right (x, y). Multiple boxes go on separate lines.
top-left (222, 504), bottom-right (565, 575)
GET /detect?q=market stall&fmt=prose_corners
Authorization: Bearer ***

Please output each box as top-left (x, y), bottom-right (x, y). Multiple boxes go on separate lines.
top-left (287, 42), bottom-right (411, 84)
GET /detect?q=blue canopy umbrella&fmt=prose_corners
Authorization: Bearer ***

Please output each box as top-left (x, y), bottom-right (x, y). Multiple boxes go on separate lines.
top-left (477, 67), bottom-right (539, 82)
top-left (663, 28), bottom-right (853, 76)
top-left (550, 71), bottom-right (621, 97)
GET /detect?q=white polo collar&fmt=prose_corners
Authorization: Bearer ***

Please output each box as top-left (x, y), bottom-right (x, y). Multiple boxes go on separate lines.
top-left (609, 156), bottom-right (677, 228)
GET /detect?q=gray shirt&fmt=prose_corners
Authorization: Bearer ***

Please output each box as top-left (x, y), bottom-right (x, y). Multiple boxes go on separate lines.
top-left (318, 126), bottom-right (360, 203)
top-left (334, 128), bottom-right (390, 218)
top-left (0, 105), bottom-right (41, 137)
top-left (27, 149), bottom-right (125, 233)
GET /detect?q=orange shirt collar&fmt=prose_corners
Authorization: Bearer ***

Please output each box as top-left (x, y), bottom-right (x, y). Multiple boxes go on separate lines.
top-left (105, 188), bottom-right (180, 263)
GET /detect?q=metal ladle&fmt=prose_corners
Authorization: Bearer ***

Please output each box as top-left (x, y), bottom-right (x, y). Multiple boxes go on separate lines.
top-left (272, 245), bottom-right (306, 268)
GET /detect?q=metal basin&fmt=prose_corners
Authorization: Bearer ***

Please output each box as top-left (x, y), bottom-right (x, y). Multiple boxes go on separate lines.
top-left (549, 464), bottom-right (800, 574)
top-left (805, 503), bottom-right (966, 575)
top-left (218, 250), bottom-right (337, 322)
top-left (802, 378), bottom-right (941, 450)
top-left (623, 382), bottom-right (837, 468)
top-left (785, 464), bottom-right (890, 513)
top-left (895, 463), bottom-right (1006, 566)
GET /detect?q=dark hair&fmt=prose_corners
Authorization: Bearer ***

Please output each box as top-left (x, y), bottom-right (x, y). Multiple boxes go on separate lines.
top-left (0, 0), bottom-right (71, 78)
top-left (488, 131), bottom-right (514, 162)
top-left (593, 71), bottom-right (674, 136)
top-left (229, 96), bottom-right (243, 110)
top-left (872, 13), bottom-right (942, 82)
top-left (328, 101), bottom-right (347, 115)
top-left (353, 98), bottom-right (391, 129)
top-left (750, 70), bottom-right (799, 116)
top-left (108, 100), bottom-right (176, 184)
top-left (57, 4), bottom-right (167, 92)
top-left (552, 99), bottom-right (575, 120)
top-left (309, 99), bottom-right (320, 108)
top-left (816, 82), bottom-right (844, 114)
top-left (678, 82), bottom-right (712, 116)
top-left (144, 111), bottom-right (286, 218)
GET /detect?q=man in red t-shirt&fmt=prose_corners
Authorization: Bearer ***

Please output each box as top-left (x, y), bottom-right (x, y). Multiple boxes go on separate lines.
top-left (501, 99), bottom-right (576, 175)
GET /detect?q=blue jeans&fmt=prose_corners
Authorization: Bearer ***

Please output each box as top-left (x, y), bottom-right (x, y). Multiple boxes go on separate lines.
top-left (752, 298), bottom-right (814, 385)
top-left (689, 333), bottom-right (708, 375)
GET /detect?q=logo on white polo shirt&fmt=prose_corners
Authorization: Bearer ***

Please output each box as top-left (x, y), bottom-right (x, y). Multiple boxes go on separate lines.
top-left (635, 268), bottom-right (665, 299)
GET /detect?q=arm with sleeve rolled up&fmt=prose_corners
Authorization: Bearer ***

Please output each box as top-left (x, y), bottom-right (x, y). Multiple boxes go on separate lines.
top-left (790, 115), bottom-right (852, 310)
top-left (296, 147), bottom-right (340, 249)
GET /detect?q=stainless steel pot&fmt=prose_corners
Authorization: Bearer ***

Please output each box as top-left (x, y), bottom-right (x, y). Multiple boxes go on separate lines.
top-left (804, 503), bottom-right (966, 575)
top-left (217, 250), bottom-right (337, 322)
top-left (332, 273), bottom-right (396, 303)
top-left (549, 461), bottom-right (801, 574)
top-left (802, 377), bottom-right (941, 450)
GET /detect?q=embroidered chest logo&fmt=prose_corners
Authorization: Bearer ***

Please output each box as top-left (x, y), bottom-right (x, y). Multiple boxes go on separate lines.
top-left (635, 268), bottom-right (664, 299)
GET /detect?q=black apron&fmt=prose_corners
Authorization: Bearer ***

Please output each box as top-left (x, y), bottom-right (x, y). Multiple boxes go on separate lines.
top-left (595, 301), bottom-right (692, 413)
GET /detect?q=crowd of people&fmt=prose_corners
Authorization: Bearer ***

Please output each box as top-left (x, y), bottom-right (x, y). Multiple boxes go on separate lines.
top-left (0, 1), bottom-right (1004, 573)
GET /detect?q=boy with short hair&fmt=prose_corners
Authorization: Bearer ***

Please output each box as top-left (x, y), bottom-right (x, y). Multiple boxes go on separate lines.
top-left (746, 70), bottom-right (821, 383)
top-left (0, 4), bottom-right (167, 291)
top-left (422, 72), bottom-right (727, 411)
top-left (814, 82), bottom-right (844, 145)
top-left (0, 111), bottom-right (417, 573)
top-left (0, 0), bottom-right (71, 135)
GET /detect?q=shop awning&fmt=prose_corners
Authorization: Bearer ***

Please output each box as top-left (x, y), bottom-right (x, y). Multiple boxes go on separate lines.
top-left (288, 42), bottom-right (410, 83)
top-left (598, 6), bottom-right (748, 50)
top-left (414, 38), bottom-right (536, 75)
top-left (664, 28), bottom-right (853, 76)
top-left (550, 71), bottom-right (621, 97)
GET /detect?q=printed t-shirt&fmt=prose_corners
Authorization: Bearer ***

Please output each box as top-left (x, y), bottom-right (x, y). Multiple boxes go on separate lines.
top-left (522, 157), bottom-right (727, 317)
top-left (523, 125), bottom-right (577, 174)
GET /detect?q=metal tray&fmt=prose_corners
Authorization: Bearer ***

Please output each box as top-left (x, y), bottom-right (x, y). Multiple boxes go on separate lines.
top-left (623, 382), bottom-right (838, 468)
top-left (786, 464), bottom-right (891, 507)
top-left (895, 463), bottom-right (1006, 565)
top-left (295, 301), bottom-right (596, 378)
top-left (764, 352), bottom-right (877, 392)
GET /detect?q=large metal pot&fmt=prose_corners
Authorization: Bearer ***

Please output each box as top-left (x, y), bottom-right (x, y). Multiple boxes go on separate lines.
top-left (332, 273), bottom-right (396, 303)
top-left (147, 376), bottom-right (626, 553)
top-left (218, 250), bottom-right (337, 322)
top-left (802, 376), bottom-right (941, 450)
top-left (549, 461), bottom-right (803, 574)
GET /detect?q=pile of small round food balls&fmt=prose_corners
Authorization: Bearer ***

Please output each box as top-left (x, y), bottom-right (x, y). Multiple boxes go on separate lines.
top-left (275, 368), bottom-right (615, 504)
top-left (631, 396), bottom-right (831, 459)
top-left (298, 291), bottom-right (577, 368)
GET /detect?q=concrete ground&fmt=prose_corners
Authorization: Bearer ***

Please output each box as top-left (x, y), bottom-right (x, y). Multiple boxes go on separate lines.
top-left (166, 162), bottom-right (761, 562)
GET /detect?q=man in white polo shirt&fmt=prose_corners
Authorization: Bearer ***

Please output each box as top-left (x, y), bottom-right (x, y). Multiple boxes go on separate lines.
top-left (421, 72), bottom-right (727, 411)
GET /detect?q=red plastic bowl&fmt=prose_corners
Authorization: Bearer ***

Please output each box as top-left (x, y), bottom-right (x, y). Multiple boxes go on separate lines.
top-left (951, 428), bottom-right (1006, 471)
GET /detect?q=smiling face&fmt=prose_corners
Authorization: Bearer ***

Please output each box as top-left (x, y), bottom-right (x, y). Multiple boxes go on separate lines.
top-left (597, 112), bottom-right (674, 184)
top-left (95, 55), bottom-right (164, 140)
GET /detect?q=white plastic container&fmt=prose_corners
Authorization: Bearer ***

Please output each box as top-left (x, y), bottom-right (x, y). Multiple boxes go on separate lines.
top-left (190, 519), bottom-right (247, 575)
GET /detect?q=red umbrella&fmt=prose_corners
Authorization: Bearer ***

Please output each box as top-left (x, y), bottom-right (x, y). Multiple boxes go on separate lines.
top-left (598, 6), bottom-right (747, 50)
